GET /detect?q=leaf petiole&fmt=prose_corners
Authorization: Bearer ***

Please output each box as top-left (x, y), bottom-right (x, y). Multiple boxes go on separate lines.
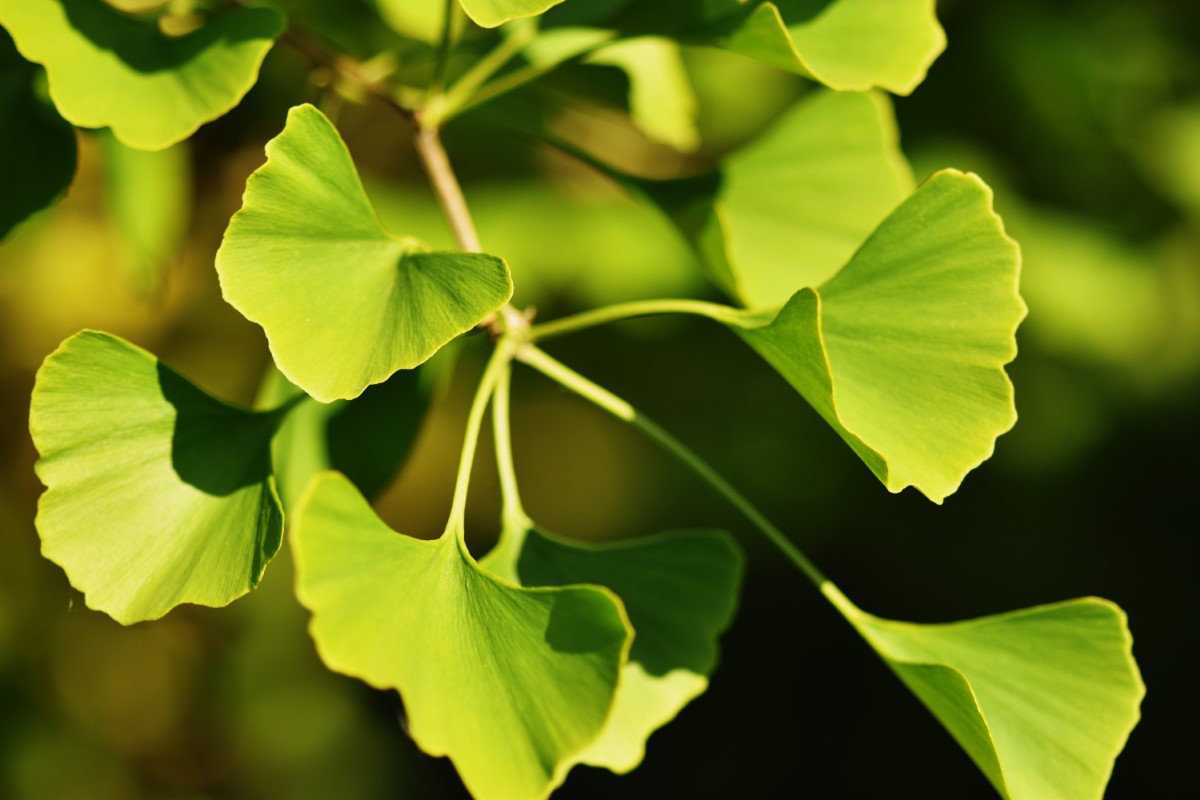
top-left (527, 298), bottom-right (753, 341)
top-left (514, 344), bottom-right (827, 589)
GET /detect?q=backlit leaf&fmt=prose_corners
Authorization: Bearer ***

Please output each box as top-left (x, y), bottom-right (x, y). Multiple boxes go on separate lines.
top-left (825, 585), bottom-right (1144, 800)
top-left (717, 0), bottom-right (945, 95)
top-left (0, 0), bottom-right (284, 149)
top-left (485, 524), bottom-right (742, 773)
top-left (724, 170), bottom-right (1023, 502)
top-left (460, 0), bottom-right (565, 29)
top-left (293, 472), bottom-right (631, 800)
top-left (589, 36), bottom-right (700, 152)
top-left (29, 331), bottom-right (287, 624)
top-left (216, 104), bottom-right (513, 403)
top-left (0, 25), bottom-right (75, 239)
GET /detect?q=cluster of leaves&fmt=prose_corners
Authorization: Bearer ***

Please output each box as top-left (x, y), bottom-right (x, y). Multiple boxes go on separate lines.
top-left (5, 1), bottom-right (1145, 798)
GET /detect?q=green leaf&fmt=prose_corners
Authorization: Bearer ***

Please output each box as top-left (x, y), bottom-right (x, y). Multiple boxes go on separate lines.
top-left (0, 0), bottom-right (284, 150)
top-left (715, 88), bottom-right (912, 307)
top-left (717, 0), bottom-right (946, 95)
top-left (460, 0), bottom-right (566, 29)
top-left (0, 25), bottom-right (75, 239)
top-left (725, 170), bottom-right (1024, 502)
top-left (825, 585), bottom-right (1144, 800)
top-left (292, 472), bottom-right (631, 800)
top-left (589, 36), bottom-right (700, 152)
top-left (100, 130), bottom-right (190, 294)
top-left (216, 104), bottom-right (513, 403)
top-left (29, 331), bottom-right (286, 624)
top-left (485, 525), bottom-right (742, 773)
top-left (256, 359), bottom-right (440, 512)
top-left (370, 0), bottom-right (463, 44)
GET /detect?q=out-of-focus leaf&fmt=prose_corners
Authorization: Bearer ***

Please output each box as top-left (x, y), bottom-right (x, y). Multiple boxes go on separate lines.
top-left (589, 36), bottom-right (699, 152)
top-left (100, 131), bottom-right (190, 295)
top-left (460, 0), bottom-right (565, 29)
top-left (484, 524), bottom-right (742, 773)
top-left (0, 0), bottom-right (284, 149)
top-left (216, 104), bottom-right (512, 402)
top-left (368, 0), bottom-right (463, 44)
top-left (826, 584), bottom-right (1144, 800)
top-left (0, 26), bottom-right (75, 239)
top-left (29, 331), bottom-right (286, 624)
top-left (293, 472), bottom-right (630, 800)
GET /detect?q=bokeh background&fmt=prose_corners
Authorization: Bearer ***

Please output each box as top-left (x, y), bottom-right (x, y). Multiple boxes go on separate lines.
top-left (2, 0), bottom-right (1198, 797)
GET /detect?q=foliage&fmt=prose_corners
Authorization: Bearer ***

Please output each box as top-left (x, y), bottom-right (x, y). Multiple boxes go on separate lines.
top-left (3, 2), bottom-right (1152, 798)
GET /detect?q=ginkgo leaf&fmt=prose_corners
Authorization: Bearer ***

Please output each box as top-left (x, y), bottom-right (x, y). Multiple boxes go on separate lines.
top-left (216, 104), bottom-right (513, 403)
top-left (460, 0), bottom-right (565, 29)
top-left (716, 0), bottom-right (945, 95)
top-left (723, 169), bottom-right (1024, 503)
top-left (292, 472), bottom-right (631, 800)
top-left (29, 331), bottom-right (288, 624)
top-left (713, 88), bottom-right (912, 307)
top-left (0, 0), bottom-right (284, 150)
top-left (484, 524), bottom-right (742, 773)
top-left (824, 585), bottom-right (1144, 800)
top-left (0, 25), bottom-right (75, 239)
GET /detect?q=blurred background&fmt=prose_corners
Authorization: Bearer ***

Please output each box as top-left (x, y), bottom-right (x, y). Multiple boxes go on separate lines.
top-left (2, 0), bottom-right (1198, 797)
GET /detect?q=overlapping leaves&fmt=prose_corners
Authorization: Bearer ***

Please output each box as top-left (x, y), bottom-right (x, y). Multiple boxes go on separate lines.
top-left (485, 523), bottom-right (742, 773)
top-left (217, 104), bottom-right (513, 402)
top-left (825, 586), bottom-right (1144, 800)
top-left (0, 0), bottom-right (284, 149)
top-left (725, 170), bottom-right (1024, 503)
top-left (30, 331), bottom-right (287, 623)
top-left (292, 473), bottom-right (631, 800)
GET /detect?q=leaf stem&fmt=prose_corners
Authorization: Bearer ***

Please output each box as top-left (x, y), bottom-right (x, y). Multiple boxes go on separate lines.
top-left (446, 338), bottom-right (516, 534)
top-left (491, 361), bottom-right (529, 527)
top-left (528, 298), bottom-right (751, 341)
top-left (427, 23), bottom-right (538, 127)
top-left (515, 345), bottom-right (828, 588)
top-left (427, 0), bottom-right (457, 101)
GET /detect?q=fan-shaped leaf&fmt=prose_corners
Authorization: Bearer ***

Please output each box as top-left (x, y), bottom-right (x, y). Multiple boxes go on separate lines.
top-left (30, 331), bottom-right (287, 624)
top-left (0, 26), bottom-right (75, 239)
top-left (717, 0), bottom-right (945, 95)
top-left (216, 104), bottom-right (513, 403)
top-left (0, 0), bottom-right (284, 149)
top-left (723, 169), bottom-right (1023, 502)
top-left (625, 90), bottom-right (910, 306)
top-left (825, 585), bottom-right (1144, 800)
top-left (292, 472), bottom-right (630, 800)
top-left (484, 524), bottom-right (742, 772)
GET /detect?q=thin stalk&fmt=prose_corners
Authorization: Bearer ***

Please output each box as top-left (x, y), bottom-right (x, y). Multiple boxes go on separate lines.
top-left (427, 0), bottom-right (457, 100)
top-left (516, 345), bottom-right (828, 589)
top-left (412, 126), bottom-right (482, 252)
top-left (446, 339), bottom-right (515, 533)
top-left (528, 298), bottom-right (749, 341)
top-left (491, 362), bottom-right (529, 525)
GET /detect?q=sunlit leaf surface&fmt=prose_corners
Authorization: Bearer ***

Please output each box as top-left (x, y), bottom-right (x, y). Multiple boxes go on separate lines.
top-left (0, 0), bottom-right (284, 149)
top-left (485, 525), bottom-right (742, 772)
top-left (293, 473), bottom-right (630, 800)
top-left (216, 104), bottom-right (513, 402)
top-left (718, 0), bottom-right (945, 95)
top-left (826, 585), bottom-right (1144, 800)
top-left (30, 331), bottom-right (286, 624)
top-left (460, 0), bottom-right (566, 29)
top-left (725, 170), bottom-right (1024, 502)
